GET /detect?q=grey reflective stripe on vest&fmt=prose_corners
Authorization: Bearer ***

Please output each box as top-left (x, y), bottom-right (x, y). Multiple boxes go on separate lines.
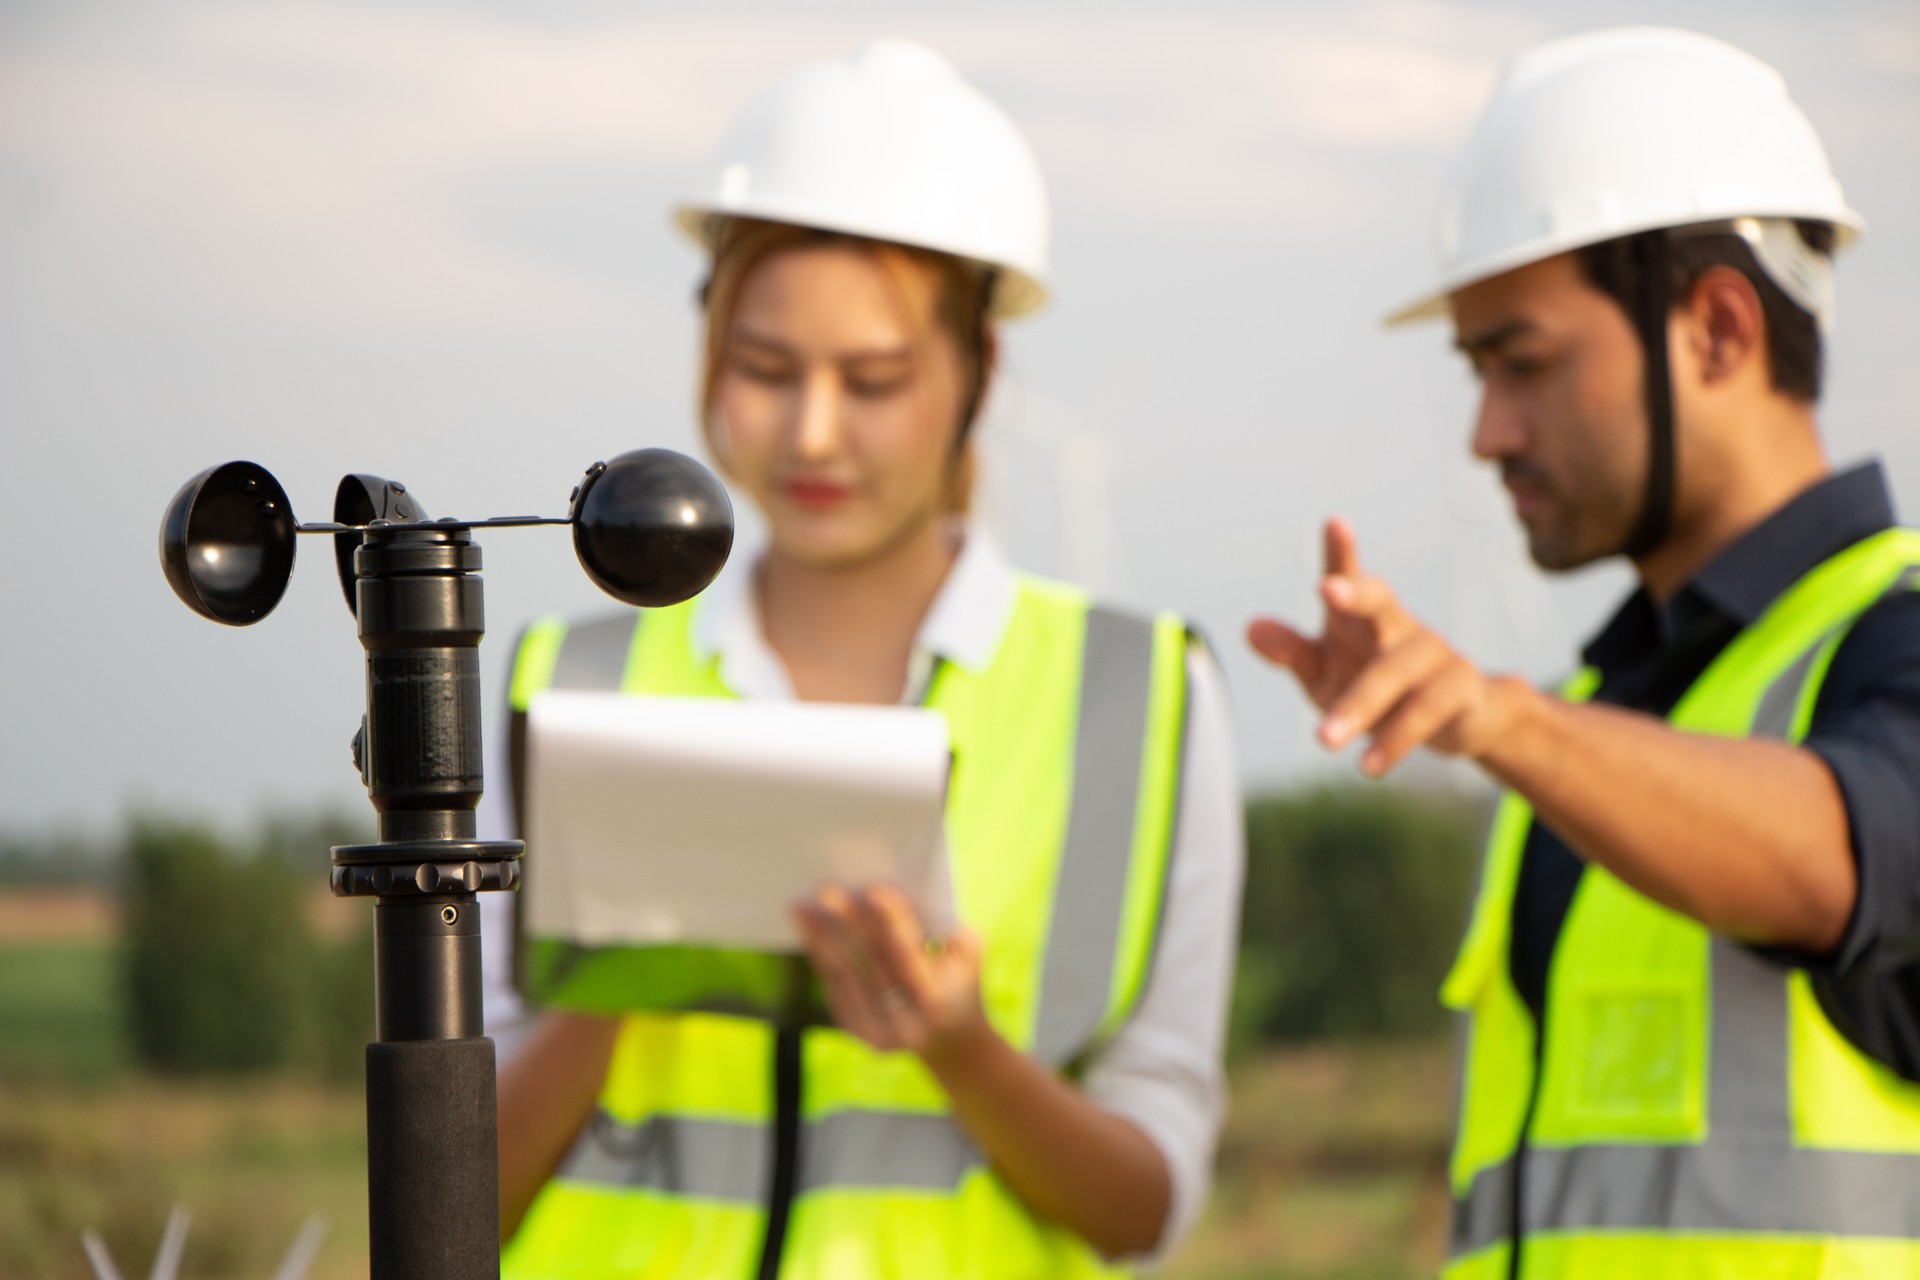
top-left (555, 1108), bottom-right (983, 1201)
top-left (1456, 1142), bottom-right (1920, 1252)
top-left (1451, 589), bottom-right (1920, 1257)
top-left (800, 1109), bottom-right (984, 1191)
top-left (559, 1112), bottom-right (769, 1201)
top-left (1748, 633), bottom-right (1828, 742)
top-left (1451, 1157), bottom-right (1513, 1257)
top-left (548, 614), bottom-right (637, 691)
top-left (1749, 567), bottom-right (1920, 743)
top-left (1031, 605), bottom-right (1163, 1067)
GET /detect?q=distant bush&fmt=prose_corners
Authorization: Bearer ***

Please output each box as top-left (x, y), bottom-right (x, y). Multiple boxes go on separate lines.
top-left (118, 815), bottom-right (374, 1078)
top-left (1232, 782), bottom-right (1488, 1051)
top-left (306, 914), bottom-right (377, 1082)
top-left (122, 819), bottom-right (313, 1072)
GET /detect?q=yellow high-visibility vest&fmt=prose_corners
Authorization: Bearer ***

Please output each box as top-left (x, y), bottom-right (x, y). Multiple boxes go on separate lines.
top-left (1444, 527), bottom-right (1920, 1279)
top-left (501, 574), bottom-right (1192, 1279)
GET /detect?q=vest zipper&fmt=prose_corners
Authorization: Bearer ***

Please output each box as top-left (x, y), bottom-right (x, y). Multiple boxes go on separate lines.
top-left (754, 964), bottom-right (808, 1280)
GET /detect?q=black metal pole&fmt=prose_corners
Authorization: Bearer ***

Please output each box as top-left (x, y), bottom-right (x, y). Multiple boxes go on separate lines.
top-left (158, 448), bottom-right (733, 1280)
top-left (332, 527), bottom-right (521, 1280)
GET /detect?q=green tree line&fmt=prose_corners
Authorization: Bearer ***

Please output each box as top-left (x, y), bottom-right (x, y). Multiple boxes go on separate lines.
top-left (1231, 783), bottom-right (1486, 1052)
top-left (118, 815), bottom-right (375, 1078)
top-left (1, 782), bottom-right (1489, 1080)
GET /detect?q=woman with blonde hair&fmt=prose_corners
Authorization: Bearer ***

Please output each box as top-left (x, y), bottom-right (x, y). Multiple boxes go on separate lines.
top-left (488, 39), bottom-right (1243, 1279)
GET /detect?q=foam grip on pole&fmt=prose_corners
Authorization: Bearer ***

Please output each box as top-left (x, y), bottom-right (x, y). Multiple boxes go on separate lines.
top-left (365, 1038), bottom-right (501, 1280)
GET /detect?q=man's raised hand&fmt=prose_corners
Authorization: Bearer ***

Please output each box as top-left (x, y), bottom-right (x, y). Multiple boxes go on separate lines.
top-left (1248, 518), bottom-right (1514, 776)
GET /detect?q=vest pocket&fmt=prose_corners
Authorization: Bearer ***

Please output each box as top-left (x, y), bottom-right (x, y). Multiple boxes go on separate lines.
top-left (1560, 981), bottom-right (1703, 1130)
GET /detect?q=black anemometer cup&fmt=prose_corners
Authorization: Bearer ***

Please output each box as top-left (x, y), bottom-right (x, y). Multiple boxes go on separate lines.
top-left (572, 447), bottom-right (735, 608)
top-left (160, 461), bottom-right (297, 625)
top-left (159, 449), bottom-right (733, 1280)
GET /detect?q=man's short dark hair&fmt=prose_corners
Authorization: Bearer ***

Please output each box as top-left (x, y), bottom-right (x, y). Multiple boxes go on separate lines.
top-left (1577, 220), bottom-right (1836, 403)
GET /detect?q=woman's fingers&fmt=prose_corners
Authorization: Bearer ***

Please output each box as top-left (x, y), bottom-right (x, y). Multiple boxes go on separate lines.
top-left (809, 884), bottom-right (874, 977)
top-left (931, 926), bottom-right (985, 994)
top-left (799, 885), bottom-right (996, 1070)
top-left (855, 886), bottom-right (940, 1040)
top-left (794, 895), bottom-right (892, 1048)
top-left (859, 887), bottom-right (935, 994)
top-left (799, 882), bottom-right (990, 1057)
top-left (860, 883), bottom-right (928, 956)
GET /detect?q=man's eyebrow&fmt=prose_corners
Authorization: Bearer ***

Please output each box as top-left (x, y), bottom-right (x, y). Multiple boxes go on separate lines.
top-left (1454, 318), bottom-right (1537, 357)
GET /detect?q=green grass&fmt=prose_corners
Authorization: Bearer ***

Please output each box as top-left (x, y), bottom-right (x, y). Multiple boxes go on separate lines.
top-left (0, 941), bottom-right (127, 1084)
top-left (0, 938), bottom-right (369, 1280)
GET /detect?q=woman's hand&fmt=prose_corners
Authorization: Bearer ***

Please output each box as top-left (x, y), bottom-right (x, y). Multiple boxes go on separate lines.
top-left (796, 882), bottom-right (1172, 1258)
top-left (792, 883), bottom-right (991, 1068)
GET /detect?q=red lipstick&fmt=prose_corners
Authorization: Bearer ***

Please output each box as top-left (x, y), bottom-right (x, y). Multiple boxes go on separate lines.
top-left (784, 478), bottom-right (852, 509)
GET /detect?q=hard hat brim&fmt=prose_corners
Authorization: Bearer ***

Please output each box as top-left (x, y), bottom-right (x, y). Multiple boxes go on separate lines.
top-left (1384, 208), bottom-right (1865, 330)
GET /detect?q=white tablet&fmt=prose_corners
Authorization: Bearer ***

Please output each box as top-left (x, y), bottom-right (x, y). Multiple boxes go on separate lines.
top-left (522, 691), bottom-right (955, 955)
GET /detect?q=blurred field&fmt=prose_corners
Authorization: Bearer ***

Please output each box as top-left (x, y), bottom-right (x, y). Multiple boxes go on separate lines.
top-left (0, 1080), bottom-right (369, 1280)
top-left (0, 889), bottom-right (115, 943)
top-left (0, 941), bottom-right (126, 1085)
top-left (1168, 1044), bottom-right (1451, 1280)
top-left (1, 873), bottom-right (1453, 1280)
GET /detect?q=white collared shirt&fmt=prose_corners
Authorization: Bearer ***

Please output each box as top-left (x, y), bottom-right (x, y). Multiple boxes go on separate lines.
top-left (480, 528), bottom-right (1244, 1262)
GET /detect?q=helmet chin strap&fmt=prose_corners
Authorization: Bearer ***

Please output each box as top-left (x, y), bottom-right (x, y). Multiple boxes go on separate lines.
top-left (1620, 231), bottom-right (1677, 561)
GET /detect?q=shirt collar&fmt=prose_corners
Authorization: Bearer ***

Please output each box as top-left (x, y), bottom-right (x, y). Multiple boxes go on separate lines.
top-left (1583, 460), bottom-right (1896, 671)
top-left (688, 523), bottom-right (1021, 701)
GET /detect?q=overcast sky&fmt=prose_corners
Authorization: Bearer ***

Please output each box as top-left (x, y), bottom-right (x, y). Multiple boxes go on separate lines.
top-left (3, 0), bottom-right (1916, 837)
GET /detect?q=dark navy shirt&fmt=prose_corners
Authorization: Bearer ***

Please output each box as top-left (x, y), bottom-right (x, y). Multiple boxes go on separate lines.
top-left (1511, 462), bottom-right (1920, 1075)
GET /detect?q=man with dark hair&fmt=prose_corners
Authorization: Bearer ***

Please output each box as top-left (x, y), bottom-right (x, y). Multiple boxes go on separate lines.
top-left (1579, 220), bottom-right (1836, 404)
top-left (1251, 27), bottom-right (1920, 1279)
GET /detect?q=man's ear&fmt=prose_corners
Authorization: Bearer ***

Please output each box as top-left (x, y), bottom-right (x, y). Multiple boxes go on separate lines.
top-left (1683, 265), bottom-right (1766, 389)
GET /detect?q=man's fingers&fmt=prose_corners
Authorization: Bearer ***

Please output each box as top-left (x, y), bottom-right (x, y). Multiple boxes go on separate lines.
top-left (1323, 572), bottom-right (1400, 621)
top-left (1323, 517), bottom-right (1362, 579)
top-left (1359, 661), bottom-right (1482, 776)
top-left (1247, 617), bottom-right (1321, 685)
top-left (1321, 630), bottom-right (1452, 749)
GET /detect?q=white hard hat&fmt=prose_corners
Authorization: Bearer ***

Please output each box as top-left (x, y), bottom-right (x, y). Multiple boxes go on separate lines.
top-left (675, 39), bottom-right (1051, 321)
top-left (1387, 27), bottom-right (1864, 327)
